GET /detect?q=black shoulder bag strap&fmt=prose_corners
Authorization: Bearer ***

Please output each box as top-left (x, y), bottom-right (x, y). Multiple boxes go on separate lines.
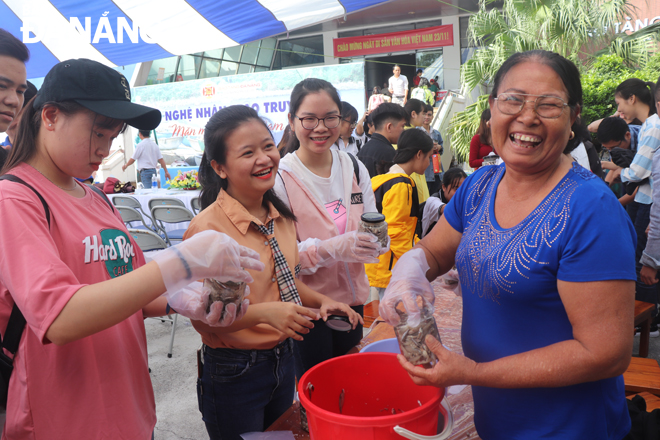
top-left (347, 153), bottom-right (361, 186)
top-left (86, 184), bottom-right (114, 212)
top-left (0, 175), bottom-right (51, 376)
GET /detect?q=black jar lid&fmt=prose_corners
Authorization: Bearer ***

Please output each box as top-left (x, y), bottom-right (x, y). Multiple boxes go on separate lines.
top-left (325, 315), bottom-right (353, 332)
top-left (361, 212), bottom-right (386, 223)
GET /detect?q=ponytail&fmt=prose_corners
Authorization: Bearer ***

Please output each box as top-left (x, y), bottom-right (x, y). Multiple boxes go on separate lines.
top-left (198, 151), bottom-right (226, 210)
top-left (645, 81), bottom-right (656, 115)
top-left (280, 129), bottom-right (300, 156)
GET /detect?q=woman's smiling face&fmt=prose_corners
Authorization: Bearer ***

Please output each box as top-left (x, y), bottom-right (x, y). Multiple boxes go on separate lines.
top-left (614, 93), bottom-right (637, 121)
top-left (488, 61), bottom-right (577, 175)
top-left (214, 119), bottom-right (279, 201)
top-left (289, 91), bottom-right (341, 155)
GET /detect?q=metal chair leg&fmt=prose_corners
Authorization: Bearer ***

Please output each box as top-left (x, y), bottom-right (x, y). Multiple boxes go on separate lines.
top-left (167, 313), bottom-right (178, 358)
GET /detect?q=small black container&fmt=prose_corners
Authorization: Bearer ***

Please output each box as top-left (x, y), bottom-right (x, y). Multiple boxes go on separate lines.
top-left (325, 315), bottom-right (353, 332)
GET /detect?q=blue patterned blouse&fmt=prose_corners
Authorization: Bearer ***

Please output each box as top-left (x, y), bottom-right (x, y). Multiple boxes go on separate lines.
top-left (444, 162), bottom-right (636, 440)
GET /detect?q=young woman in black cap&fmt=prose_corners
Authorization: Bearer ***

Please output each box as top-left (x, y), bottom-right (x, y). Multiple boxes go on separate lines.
top-left (0, 59), bottom-right (264, 440)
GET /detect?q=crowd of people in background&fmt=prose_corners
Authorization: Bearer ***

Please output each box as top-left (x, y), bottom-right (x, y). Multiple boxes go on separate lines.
top-left (2, 21), bottom-right (660, 440)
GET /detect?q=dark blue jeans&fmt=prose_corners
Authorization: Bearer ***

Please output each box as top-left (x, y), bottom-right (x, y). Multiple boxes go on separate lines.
top-left (293, 305), bottom-right (363, 378)
top-left (633, 202), bottom-right (658, 316)
top-left (197, 339), bottom-right (295, 440)
top-left (140, 168), bottom-right (157, 188)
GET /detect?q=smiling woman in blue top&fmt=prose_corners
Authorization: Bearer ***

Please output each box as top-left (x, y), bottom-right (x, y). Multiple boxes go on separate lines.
top-left (379, 50), bottom-right (637, 440)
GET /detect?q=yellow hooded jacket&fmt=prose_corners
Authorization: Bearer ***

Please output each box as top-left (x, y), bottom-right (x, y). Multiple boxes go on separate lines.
top-left (365, 170), bottom-right (420, 288)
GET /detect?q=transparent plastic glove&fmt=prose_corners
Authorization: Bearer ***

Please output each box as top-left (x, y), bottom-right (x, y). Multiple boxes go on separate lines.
top-left (165, 282), bottom-right (250, 327)
top-left (438, 269), bottom-right (461, 297)
top-left (379, 248), bottom-right (434, 327)
top-left (316, 231), bottom-right (381, 266)
top-left (151, 230), bottom-right (265, 294)
top-left (379, 235), bottom-right (391, 256)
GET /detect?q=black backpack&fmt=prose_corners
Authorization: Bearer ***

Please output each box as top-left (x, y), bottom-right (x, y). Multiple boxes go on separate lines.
top-left (0, 175), bottom-right (112, 408)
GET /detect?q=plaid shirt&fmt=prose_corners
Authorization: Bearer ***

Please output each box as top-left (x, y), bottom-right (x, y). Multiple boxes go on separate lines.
top-left (253, 220), bottom-right (302, 306)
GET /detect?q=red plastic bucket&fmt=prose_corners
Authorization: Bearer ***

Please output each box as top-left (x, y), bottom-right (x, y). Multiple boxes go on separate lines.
top-left (298, 353), bottom-right (452, 440)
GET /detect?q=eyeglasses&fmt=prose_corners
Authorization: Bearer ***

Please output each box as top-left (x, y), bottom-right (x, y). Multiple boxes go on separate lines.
top-left (343, 118), bottom-right (358, 129)
top-left (604, 139), bottom-right (624, 150)
top-left (494, 93), bottom-right (569, 119)
top-left (295, 114), bottom-right (342, 130)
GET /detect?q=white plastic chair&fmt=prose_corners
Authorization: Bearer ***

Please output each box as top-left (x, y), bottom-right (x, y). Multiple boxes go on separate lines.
top-left (112, 195), bottom-right (155, 225)
top-left (147, 197), bottom-right (186, 212)
top-left (150, 205), bottom-right (195, 245)
top-left (116, 206), bottom-right (152, 231)
top-left (191, 197), bottom-right (201, 215)
top-left (127, 228), bottom-right (168, 251)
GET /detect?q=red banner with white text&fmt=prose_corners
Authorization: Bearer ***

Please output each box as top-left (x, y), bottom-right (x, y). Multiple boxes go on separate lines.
top-left (333, 25), bottom-right (454, 58)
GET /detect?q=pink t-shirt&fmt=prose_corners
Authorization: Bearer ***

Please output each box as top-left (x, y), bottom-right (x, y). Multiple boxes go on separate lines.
top-left (0, 164), bottom-right (155, 440)
top-left (325, 199), bottom-right (347, 235)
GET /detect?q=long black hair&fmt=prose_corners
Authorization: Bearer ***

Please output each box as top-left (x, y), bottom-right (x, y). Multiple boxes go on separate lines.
top-left (281, 78), bottom-right (342, 155)
top-left (615, 78), bottom-right (657, 116)
top-left (199, 105), bottom-right (296, 222)
top-left (477, 108), bottom-right (492, 146)
top-left (276, 125), bottom-right (291, 157)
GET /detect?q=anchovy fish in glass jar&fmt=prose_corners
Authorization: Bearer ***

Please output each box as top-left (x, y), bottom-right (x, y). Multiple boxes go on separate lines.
top-left (393, 301), bottom-right (441, 366)
top-left (204, 279), bottom-right (247, 317)
top-left (358, 213), bottom-right (388, 249)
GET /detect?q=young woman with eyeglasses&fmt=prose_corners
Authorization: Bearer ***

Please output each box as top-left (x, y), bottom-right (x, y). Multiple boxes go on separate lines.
top-left (275, 78), bottom-right (387, 377)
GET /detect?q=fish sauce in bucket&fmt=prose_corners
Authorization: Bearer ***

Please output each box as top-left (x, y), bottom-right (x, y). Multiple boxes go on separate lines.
top-left (298, 352), bottom-right (451, 440)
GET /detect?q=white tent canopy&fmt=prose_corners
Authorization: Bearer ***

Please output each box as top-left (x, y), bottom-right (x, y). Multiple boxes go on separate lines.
top-left (1, 0), bottom-right (391, 78)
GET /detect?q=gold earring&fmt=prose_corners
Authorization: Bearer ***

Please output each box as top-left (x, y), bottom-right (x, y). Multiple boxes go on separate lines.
top-left (569, 131), bottom-right (575, 140)
top-left (486, 120), bottom-right (490, 128)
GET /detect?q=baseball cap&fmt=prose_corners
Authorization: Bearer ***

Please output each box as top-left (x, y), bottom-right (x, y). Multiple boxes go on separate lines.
top-left (33, 59), bottom-right (161, 130)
